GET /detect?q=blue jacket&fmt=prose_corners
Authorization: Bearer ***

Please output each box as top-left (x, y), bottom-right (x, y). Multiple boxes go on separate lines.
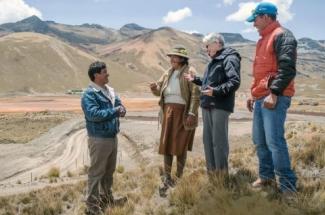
top-left (81, 84), bottom-right (124, 138)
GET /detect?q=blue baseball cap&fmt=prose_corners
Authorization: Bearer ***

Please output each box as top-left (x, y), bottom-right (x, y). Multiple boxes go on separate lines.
top-left (246, 2), bottom-right (278, 22)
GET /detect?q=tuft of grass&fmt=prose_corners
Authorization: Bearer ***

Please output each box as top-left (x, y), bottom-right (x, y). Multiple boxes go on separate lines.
top-left (0, 182), bottom-right (86, 215)
top-left (169, 170), bottom-right (206, 214)
top-left (288, 122), bottom-right (325, 168)
top-left (79, 165), bottom-right (89, 175)
top-left (116, 165), bottom-right (125, 174)
top-left (47, 167), bottom-right (60, 178)
top-left (108, 201), bottom-right (134, 215)
top-left (66, 171), bottom-right (74, 178)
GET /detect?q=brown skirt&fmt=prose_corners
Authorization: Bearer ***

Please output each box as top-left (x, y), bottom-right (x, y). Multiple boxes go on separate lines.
top-left (159, 103), bottom-right (195, 156)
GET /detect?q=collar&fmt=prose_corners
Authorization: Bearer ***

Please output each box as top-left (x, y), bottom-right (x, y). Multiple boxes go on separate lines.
top-left (89, 82), bottom-right (108, 92)
top-left (89, 82), bottom-right (116, 104)
top-left (212, 48), bottom-right (225, 60)
top-left (260, 21), bottom-right (281, 37)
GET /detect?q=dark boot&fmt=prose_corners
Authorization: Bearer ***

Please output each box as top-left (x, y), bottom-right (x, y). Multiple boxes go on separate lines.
top-left (159, 174), bottom-right (175, 197)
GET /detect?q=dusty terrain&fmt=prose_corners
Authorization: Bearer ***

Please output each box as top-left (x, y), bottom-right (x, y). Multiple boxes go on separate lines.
top-left (0, 96), bottom-right (324, 214)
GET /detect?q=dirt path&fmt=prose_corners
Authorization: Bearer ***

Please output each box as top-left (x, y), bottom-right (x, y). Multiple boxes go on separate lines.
top-left (0, 110), bottom-right (324, 197)
top-left (0, 119), bottom-right (149, 197)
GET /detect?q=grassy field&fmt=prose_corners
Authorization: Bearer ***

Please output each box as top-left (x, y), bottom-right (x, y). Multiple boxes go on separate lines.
top-left (0, 111), bottom-right (80, 144)
top-left (0, 122), bottom-right (324, 215)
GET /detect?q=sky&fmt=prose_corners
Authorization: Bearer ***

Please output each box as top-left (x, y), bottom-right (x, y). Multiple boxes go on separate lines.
top-left (0, 0), bottom-right (324, 41)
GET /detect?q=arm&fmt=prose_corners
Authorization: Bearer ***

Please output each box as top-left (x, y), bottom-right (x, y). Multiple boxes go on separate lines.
top-left (270, 30), bottom-right (297, 95)
top-left (81, 91), bottom-right (119, 122)
top-left (192, 76), bottom-right (203, 86)
top-left (150, 73), bottom-right (166, 96)
top-left (187, 68), bottom-right (200, 116)
top-left (212, 54), bottom-right (241, 96)
top-left (115, 95), bottom-right (126, 117)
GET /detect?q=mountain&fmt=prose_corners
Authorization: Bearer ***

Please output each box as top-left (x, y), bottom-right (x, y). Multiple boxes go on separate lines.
top-left (296, 37), bottom-right (325, 82)
top-left (185, 32), bottom-right (253, 44)
top-left (220, 33), bottom-right (253, 44)
top-left (0, 32), bottom-right (149, 94)
top-left (298, 38), bottom-right (325, 53)
top-left (98, 27), bottom-right (257, 92)
top-left (120, 23), bottom-right (151, 38)
top-left (0, 16), bottom-right (149, 49)
top-left (0, 16), bottom-right (323, 95)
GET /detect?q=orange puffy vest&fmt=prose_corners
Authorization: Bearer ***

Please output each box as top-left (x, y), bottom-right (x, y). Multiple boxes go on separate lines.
top-left (251, 21), bottom-right (295, 99)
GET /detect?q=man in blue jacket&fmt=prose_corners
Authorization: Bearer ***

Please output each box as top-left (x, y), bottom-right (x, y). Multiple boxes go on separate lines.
top-left (81, 61), bottom-right (127, 214)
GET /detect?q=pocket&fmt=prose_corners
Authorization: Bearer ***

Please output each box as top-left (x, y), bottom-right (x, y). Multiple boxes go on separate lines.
top-left (280, 96), bottom-right (291, 109)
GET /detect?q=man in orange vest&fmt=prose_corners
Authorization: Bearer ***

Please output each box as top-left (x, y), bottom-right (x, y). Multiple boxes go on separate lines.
top-left (246, 2), bottom-right (297, 194)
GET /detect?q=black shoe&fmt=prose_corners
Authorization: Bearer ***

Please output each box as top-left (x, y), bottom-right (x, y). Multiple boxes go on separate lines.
top-left (159, 183), bottom-right (169, 198)
top-left (163, 175), bottom-right (175, 187)
top-left (99, 194), bottom-right (113, 211)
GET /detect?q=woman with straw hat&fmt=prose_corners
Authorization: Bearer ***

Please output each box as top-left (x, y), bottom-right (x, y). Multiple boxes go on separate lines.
top-left (149, 45), bottom-right (200, 196)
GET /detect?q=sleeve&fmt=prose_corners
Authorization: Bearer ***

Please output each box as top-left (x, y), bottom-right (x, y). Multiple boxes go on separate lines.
top-left (270, 30), bottom-right (297, 95)
top-left (192, 76), bottom-right (203, 86)
top-left (151, 73), bottom-right (166, 96)
top-left (81, 91), bottom-right (119, 122)
top-left (212, 54), bottom-right (241, 96)
top-left (187, 67), bottom-right (200, 115)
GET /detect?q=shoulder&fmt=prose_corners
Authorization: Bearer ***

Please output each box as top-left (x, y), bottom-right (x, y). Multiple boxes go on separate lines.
top-left (82, 86), bottom-right (97, 99)
top-left (187, 66), bottom-right (197, 74)
top-left (274, 27), bottom-right (297, 46)
top-left (223, 48), bottom-right (241, 62)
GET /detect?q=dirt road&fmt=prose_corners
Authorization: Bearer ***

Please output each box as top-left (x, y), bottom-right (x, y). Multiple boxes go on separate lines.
top-left (0, 95), bottom-right (159, 113)
top-left (0, 95), bottom-right (324, 197)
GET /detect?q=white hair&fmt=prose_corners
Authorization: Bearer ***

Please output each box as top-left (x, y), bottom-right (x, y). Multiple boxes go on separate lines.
top-left (203, 32), bottom-right (225, 48)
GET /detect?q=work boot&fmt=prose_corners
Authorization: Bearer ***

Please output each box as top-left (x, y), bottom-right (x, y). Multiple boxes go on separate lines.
top-left (159, 174), bottom-right (175, 197)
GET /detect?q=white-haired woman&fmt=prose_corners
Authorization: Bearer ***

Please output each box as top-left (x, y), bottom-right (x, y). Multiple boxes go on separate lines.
top-left (184, 33), bottom-right (241, 177)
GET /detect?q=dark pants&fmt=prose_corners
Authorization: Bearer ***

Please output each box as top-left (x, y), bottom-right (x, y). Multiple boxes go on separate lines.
top-left (164, 152), bottom-right (187, 178)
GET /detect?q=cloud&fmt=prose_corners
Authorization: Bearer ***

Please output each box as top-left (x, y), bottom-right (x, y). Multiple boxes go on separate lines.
top-left (163, 7), bottom-right (192, 24)
top-left (223, 0), bottom-right (237, 6)
top-left (226, 2), bottom-right (258, 22)
top-left (0, 0), bottom-right (42, 24)
top-left (182, 30), bottom-right (200, 35)
top-left (226, 0), bottom-right (294, 23)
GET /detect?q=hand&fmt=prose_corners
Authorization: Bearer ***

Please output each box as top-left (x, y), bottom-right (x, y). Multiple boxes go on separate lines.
top-left (184, 73), bottom-right (195, 82)
top-left (201, 86), bottom-right (214, 97)
top-left (246, 97), bottom-right (255, 112)
top-left (117, 106), bottom-right (126, 117)
top-left (149, 82), bottom-right (158, 91)
top-left (263, 94), bottom-right (277, 109)
top-left (185, 115), bottom-right (196, 127)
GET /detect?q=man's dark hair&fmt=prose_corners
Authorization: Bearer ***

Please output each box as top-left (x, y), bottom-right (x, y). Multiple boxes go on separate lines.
top-left (88, 61), bottom-right (106, 81)
top-left (267, 14), bottom-right (277, 21)
top-left (259, 13), bottom-right (277, 21)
